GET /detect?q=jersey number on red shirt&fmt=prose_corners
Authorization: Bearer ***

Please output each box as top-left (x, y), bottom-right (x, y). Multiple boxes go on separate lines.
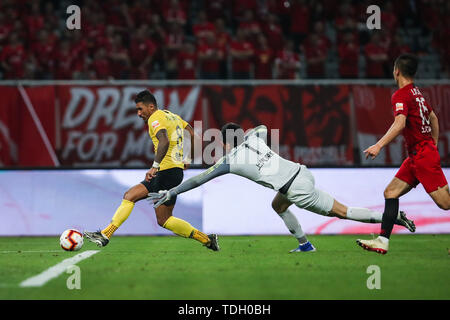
top-left (415, 97), bottom-right (431, 134)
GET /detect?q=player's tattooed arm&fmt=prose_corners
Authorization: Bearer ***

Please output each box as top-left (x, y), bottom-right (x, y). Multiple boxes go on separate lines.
top-left (155, 129), bottom-right (170, 163)
top-left (429, 111), bottom-right (439, 146)
top-left (148, 158), bottom-right (230, 207)
top-left (146, 129), bottom-right (169, 181)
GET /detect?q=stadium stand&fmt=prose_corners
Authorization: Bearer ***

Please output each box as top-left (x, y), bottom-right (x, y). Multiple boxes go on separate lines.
top-left (0, 0), bottom-right (448, 80)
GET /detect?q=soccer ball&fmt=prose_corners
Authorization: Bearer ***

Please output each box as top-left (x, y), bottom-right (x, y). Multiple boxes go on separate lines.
top-left (60, 229), bottom-right (84, 251)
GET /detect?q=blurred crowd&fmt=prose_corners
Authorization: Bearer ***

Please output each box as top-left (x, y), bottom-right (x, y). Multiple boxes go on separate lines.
top-left (0, 0), bottom-right (449, 80)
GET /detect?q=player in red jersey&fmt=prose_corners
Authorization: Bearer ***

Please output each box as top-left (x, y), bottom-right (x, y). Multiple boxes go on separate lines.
top-left (357, 54), bottom-right (449, 254)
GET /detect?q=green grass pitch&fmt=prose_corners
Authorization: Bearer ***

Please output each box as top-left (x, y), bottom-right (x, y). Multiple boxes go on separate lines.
top-left (0, 235), bottom-right (449, 300)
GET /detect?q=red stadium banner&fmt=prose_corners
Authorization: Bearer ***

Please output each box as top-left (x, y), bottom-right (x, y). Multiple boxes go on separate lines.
top-left (0, 87), bottom-right (20, 166)
top-left (0, 83), bottom-right (448, 167)
top-left (202, 84), bottom-right (354, 165)
top-left (55, 85), bottom-right (203, 167)
top-left (0, 86), bottom-right (57, 166)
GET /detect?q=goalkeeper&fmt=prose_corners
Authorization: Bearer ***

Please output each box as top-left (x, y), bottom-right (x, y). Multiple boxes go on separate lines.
top-left (148, 123), bottom-right (416, 253)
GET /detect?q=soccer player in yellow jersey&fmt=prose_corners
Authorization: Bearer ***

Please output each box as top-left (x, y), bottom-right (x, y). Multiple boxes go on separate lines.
top-left (84, 90), bottom-right (219, 251)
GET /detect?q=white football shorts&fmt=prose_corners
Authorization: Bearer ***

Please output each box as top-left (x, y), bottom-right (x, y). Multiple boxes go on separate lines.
top-left (285, 165), bottom-right (334, 215)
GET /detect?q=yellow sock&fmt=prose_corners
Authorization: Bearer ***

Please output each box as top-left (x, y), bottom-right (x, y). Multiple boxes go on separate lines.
top-left (190, 229), bottom-right (210, 245)
top-left (163, 216), bottom-right (210, 244)
top-left (102, 199), bottom-right (135, 239)
top-left (102, 224), bottom-right (118, 239)
top-left (163, 216), bottom-right (194, 238)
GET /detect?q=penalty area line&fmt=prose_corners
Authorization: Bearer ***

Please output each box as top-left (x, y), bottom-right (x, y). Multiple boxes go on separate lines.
top-left (19, 250), bottom-right (99, 288)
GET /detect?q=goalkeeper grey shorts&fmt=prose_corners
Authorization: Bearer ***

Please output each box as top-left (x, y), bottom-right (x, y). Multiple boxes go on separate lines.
top-left (285, 165), bottom-right (334, 215)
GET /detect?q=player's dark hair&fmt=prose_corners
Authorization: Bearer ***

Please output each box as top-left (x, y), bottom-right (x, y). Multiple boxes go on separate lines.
top-left (221, 122), bottom-right (244, 148)
top-left (134, 90), bottom-right (157, 106)
top-left (394, 54), bottom-right (418, 79)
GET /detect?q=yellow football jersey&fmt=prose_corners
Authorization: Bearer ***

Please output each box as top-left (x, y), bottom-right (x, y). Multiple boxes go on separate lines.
top-left (148, 109), bottom-right (189, 171)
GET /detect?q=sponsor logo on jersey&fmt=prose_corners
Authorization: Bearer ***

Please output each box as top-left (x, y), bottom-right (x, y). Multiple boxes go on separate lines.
top-left (151, 120), bottom-right (160, 130)
top-left (395, 103), bottom-right (404, 111)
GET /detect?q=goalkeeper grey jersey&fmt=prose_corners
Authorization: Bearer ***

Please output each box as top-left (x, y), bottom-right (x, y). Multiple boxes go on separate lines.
top-left (168, 125), bottom-right (301, 199)
top-left (226, 126), bottom-right (301, 191)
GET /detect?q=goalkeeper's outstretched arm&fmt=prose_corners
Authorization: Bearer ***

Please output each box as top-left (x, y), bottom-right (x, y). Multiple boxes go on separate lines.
top-left (174, 157), bottom-right (230, 195)
top-left (148, 157), bottom-right (230, 207)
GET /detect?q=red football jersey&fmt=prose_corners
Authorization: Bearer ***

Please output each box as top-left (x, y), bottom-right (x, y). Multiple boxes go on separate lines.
top-left (391, 83), bottom-right (434, 152)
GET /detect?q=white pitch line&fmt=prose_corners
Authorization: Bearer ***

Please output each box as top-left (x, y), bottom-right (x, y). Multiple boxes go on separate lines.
top-left (19, 250), bottom-right (99, 288)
